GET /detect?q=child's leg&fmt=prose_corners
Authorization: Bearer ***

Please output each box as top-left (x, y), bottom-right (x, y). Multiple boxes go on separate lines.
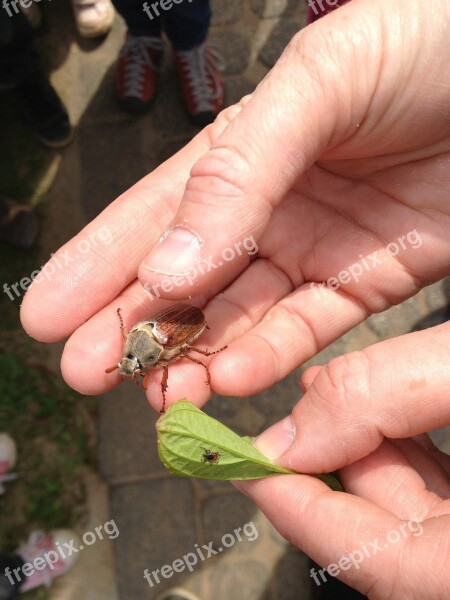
top-left (164, 0), bottom-right (211, 50)
top-left (112, 0), bottom-right (162, 36)
top-left (0, 9), bottom-right (39, 89)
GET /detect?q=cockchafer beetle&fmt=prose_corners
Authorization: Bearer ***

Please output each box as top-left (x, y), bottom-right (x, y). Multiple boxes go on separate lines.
top-left (201, 448), bottom-right (221, 465)
top-left (105, 304), bottom-right (227, 413)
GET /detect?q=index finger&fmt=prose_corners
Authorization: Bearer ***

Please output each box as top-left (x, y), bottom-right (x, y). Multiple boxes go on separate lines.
top-left (19, 111), bottom-right (237, 342)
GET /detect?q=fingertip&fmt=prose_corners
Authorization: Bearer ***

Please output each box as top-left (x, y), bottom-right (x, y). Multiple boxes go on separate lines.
top-left (231, 479), bottom-right (259, 496)
top-left (144, 362), bottom-right (213, 413)
top-left (60, 318), bottom-right (122, 395)
top-left (61, 340), bottom-right (115, 396)
top-left (20, 285), bottom-right (65, 343)
top-left (252, 415), bottom-right (295, 461)
top-left (299, 365), bottom-right (322, 391)
top-left (212, 340), bottom-right (276, 396)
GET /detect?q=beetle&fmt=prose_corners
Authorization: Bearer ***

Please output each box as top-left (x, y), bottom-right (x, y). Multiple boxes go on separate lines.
top-left (201, 448), bottom-right (221, 465)
top-left (105, 304), bottom-right (227, 413)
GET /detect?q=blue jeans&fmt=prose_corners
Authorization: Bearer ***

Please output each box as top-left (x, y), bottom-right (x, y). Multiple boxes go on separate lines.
top-left (112, 0), bottom-right (211, 50)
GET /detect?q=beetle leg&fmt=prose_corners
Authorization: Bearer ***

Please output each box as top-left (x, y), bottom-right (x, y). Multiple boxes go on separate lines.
top-left (116, 308), bottom-right (127, 341)
top-left (160, 365), bottom-right (169, 413)
top-left (189, 345), bottom-right (227, 357)
top-left (142, 371), bottom-right (150, 391)
top-left (183, 354), bottom-right (211, 387)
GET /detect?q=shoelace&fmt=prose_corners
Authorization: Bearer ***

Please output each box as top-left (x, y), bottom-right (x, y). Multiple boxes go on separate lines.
top-left (120, 36), bottom-right (163, 98)
top-left (176, 43), bottom-right (225, 112)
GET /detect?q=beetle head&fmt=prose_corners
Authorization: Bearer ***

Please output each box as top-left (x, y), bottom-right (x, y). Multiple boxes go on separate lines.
top-left (118, 332), bottom-right (164, 379)
top-left (118, 354), bottom-right (143, 379)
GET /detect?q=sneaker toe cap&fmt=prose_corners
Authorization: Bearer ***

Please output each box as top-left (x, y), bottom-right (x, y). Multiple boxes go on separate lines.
top-left (118, 96), bottom-right (152, 115)
top-left (192, 111), bottom-right (216, 128)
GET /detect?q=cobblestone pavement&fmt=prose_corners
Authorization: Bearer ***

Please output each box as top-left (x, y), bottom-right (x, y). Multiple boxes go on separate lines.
top-left (6, 0), bottom-right (449, 599)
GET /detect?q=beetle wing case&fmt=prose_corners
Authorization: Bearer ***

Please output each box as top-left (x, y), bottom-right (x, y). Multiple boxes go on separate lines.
top-left (143, 304), bottom-right (206, 347)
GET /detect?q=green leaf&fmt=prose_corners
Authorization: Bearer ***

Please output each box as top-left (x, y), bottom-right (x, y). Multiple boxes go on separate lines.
top-left (156, 400), bottom-right (343, 491)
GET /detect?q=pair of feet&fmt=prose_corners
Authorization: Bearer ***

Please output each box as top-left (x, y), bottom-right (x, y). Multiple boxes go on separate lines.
top-left (10, 36), bottom-right (224, 149)
top-left (0, 434), bottom-right (78, 593)
top-left (116, 35), bottom-right (225, 127)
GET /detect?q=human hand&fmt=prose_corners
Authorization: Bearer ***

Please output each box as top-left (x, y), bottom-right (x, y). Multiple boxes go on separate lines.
top-left (21, 0), bottom-right (450, 411)
top-left (234, 323), bottom-right (450, 599)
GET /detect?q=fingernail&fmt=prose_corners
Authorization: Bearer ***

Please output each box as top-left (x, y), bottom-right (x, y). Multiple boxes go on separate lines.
top-left (143, 227), bottom-right (202, 276)
top-left (253, 415), bottom-right (295, 460)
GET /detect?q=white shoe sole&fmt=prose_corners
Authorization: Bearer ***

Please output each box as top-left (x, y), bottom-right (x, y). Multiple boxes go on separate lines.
top-left (75, 6), bottom-right (114, 38)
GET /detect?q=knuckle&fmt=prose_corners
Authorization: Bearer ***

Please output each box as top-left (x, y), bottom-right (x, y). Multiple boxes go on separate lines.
top-left (189, 143), bottom-right (253, 201)
top-left (215, 97), bottom-right (252, 128)
top-left (285, 26), bottom-right (338, 79)
top-left (322, 351), bottom-right (373, 411)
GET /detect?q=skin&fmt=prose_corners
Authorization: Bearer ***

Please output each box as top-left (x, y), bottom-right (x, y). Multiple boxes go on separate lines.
top-left (20, 0), bottom-right (450, 597)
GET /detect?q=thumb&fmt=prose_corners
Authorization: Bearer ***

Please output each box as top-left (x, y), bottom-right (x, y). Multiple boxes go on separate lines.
top-left (252, 323), bottom-right (450, 473)
top-left (138, 0), bottom-right (383, 298)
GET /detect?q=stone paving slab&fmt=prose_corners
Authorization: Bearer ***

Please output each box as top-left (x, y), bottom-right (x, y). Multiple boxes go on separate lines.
top-left (99, 385), bottom-right (166, 482)
top-left (110, 478), bottom-right (198, 599)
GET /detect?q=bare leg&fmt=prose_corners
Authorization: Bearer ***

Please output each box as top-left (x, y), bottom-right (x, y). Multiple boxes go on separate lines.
top-left (142, 371), bottom-right (150, 391)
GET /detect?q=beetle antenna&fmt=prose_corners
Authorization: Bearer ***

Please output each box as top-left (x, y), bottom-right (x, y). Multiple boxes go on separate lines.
top-left (105, 364), bottom-right (119, 373)
top-left (117, 307), bottom-right (127, 341)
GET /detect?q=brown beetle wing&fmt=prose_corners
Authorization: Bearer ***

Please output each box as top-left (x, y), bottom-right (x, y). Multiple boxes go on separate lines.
top-left (148, 304), bottom-right (206, 347)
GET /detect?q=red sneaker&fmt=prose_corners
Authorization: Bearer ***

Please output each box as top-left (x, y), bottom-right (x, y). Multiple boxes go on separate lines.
top-left (174, 42), bottom-right (225, 128)
top-left (116, 34), bottom-right (163, 114)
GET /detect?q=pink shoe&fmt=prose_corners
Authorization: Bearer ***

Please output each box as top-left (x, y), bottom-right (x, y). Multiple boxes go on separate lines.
top-left (16, 530), bottom-right (80, 592)
top-left (0, 433), bottom-right (17, 495)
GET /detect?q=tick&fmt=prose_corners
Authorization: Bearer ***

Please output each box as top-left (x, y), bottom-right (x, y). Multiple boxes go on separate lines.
top-left (201, 448), bottom-right (221, 464)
